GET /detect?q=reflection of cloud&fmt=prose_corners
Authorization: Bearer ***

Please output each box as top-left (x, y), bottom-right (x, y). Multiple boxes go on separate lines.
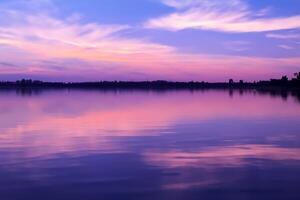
top-left (1, 90), bottom-right (300, 159)
top-left (162, 180), bottom-right (218, 190)
top-left (143, 145), bottom-right (300, 169)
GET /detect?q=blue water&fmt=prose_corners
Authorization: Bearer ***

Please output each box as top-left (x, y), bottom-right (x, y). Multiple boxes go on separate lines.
top-left (0, 89), bottom-right (300, 200)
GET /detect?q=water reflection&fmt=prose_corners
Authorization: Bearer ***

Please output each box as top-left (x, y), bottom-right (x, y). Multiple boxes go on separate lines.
top-left (0, 89), bottom-right (300, 200)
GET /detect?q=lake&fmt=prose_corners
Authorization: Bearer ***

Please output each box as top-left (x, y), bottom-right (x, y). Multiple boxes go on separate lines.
top-left (1, 89), bottom-right (300, 200)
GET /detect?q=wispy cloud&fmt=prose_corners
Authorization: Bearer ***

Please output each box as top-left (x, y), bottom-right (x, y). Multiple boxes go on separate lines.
top-left (0, 3), bottom-right (176, 77)
top-left (278, 45), bottom-right (294, 50)
top-left (160, 0), bottom-right (248, 10)
top-left (266, 33), bottom-right (300, 39)
top-left (255, 7), bottom-right (272, 17)
top-left (223, 41), bottom-right (251, 52)
top-left (0, 62), bottom-right (17, 67)
top-left (146, 0), bottom-right (300, 33)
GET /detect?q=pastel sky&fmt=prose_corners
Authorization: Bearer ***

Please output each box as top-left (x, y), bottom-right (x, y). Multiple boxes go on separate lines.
top-left (0, 0), bottom-right (300, 81)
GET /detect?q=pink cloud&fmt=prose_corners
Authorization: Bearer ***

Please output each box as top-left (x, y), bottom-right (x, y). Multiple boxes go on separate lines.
top-left (146, 0), bottom-right (300, 32)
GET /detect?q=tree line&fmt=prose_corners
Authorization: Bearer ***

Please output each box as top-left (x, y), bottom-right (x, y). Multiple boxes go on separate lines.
top-left (0, 72), bottom-right (299, 90)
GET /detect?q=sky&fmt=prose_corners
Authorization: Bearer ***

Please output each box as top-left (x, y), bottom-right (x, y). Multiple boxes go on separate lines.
top-left (0, 0), bottom-right (300, 82)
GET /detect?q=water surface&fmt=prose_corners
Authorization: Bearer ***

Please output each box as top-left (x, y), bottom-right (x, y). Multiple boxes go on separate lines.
top-left (1, 89), bottom-right (300, 200)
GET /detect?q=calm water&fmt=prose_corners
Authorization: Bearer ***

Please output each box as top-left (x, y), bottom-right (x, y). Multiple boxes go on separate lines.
top-left (1, 89), bottom-right (300, 200)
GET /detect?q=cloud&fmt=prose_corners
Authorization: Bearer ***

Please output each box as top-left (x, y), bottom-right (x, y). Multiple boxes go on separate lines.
top-left (278, 45), bottom-right (294, 50)
top-left (0, 5), bottom-right (176, 77)
top-left (255, 7), bottom-right (272, 17)
top-left (146, 0), bottom-right (300, 33)
top-left (160, 0), bottom-right (248, 10)
top-left (0, 62), bottom-right (17, 67)
top-left (266, 33), bottom-right (300, 39)
top-left (223, 40), bottom-right (251, 51)
top-left (0, 0), bottom-right (173, 56)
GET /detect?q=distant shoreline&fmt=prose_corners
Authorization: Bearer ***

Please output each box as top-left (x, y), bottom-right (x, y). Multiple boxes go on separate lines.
top-left (0, 78), bottom-right (300, 90)
top-left (1, 79), bottom-right (300, 102)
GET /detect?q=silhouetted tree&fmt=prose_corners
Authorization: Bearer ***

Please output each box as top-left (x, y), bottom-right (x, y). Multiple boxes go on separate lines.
top-left (20, 79), bottom-right (33, 86)
top-left (281, 76), bottom-right (288, 83)
top-left (294, 72), bottom-right (300, 80)
top-left (1, 73), bottom-right (300, 90)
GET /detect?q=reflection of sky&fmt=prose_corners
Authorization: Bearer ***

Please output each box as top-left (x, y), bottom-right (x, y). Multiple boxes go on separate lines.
top-left (0, 0), bottom-right (300, 81)
top-left (0, 90), bottom-right (300, 199)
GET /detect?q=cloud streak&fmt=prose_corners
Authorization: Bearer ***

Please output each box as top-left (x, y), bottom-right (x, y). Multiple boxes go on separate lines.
top-left (266, 33), bottom-right (300, 39)
top-left (278, 45), bottom-right (294, 50)
top-left (146, 0), bottom-right (300, 33)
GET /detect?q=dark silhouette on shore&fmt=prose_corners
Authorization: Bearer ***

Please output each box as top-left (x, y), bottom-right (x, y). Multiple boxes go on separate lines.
top-left (1, 72), bottom-right (300, 104)
top-left (1, 72), bottom-right (300, 90)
